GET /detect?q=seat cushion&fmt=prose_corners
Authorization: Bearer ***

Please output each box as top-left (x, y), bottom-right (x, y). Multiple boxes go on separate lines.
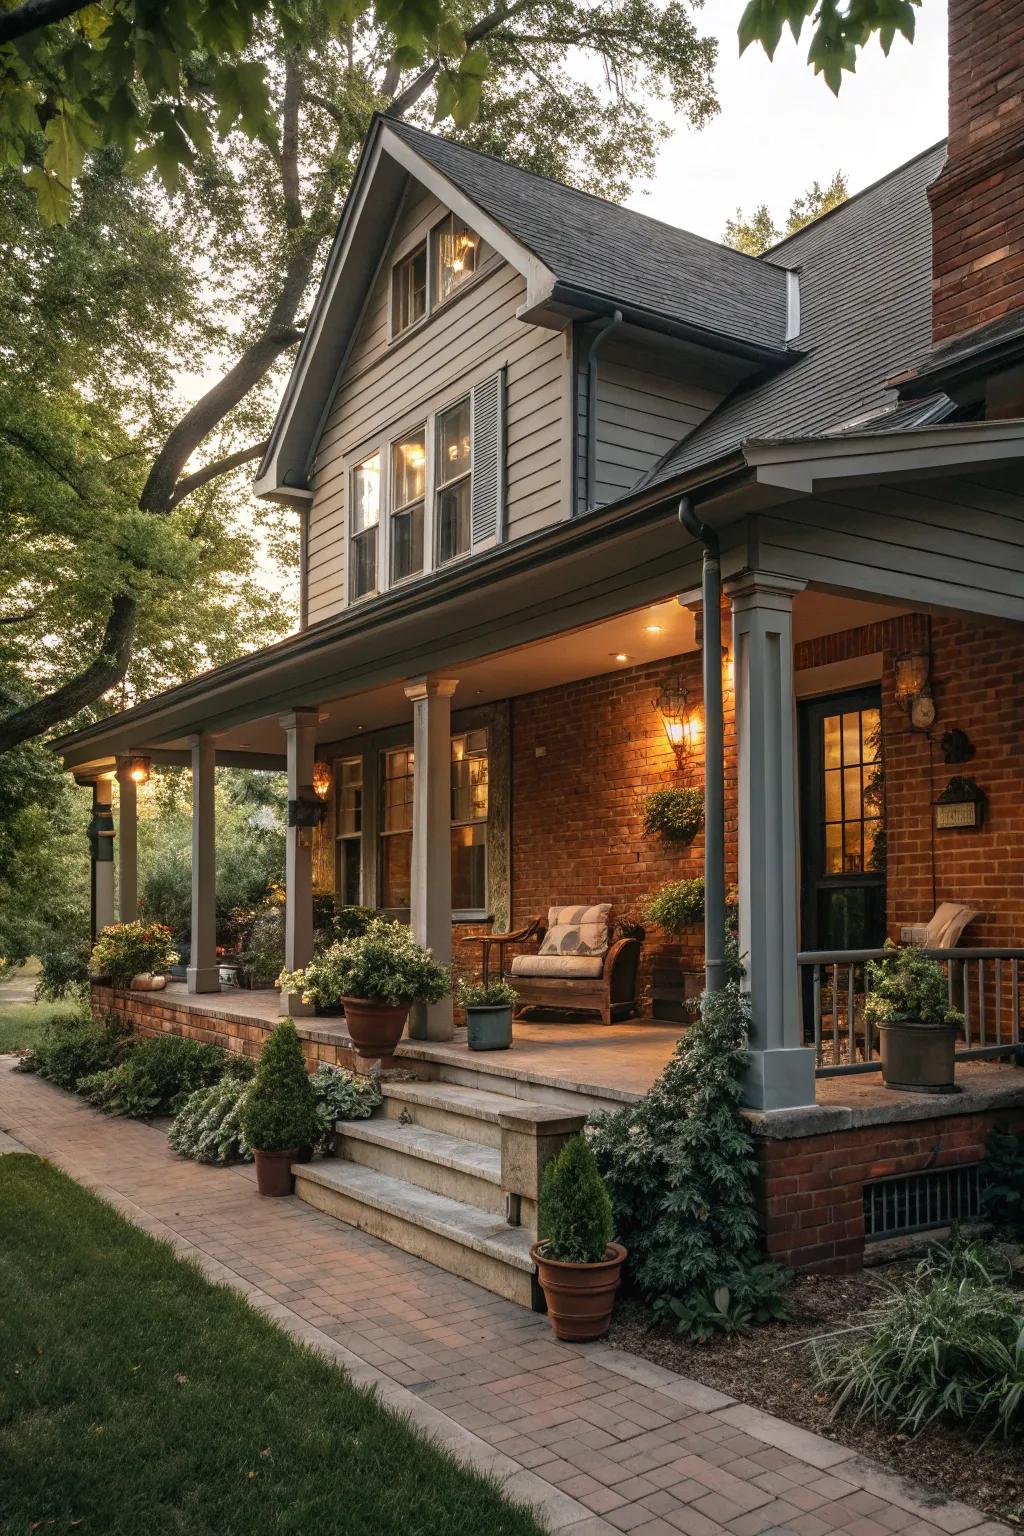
top-left (510, 953), bottom-right (606, 980)
top-left (538, 903), bottom-right (611, 959)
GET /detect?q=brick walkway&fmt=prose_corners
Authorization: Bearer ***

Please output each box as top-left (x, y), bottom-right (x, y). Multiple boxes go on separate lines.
top-left (0, 1060), bottom-right (1009, 1536)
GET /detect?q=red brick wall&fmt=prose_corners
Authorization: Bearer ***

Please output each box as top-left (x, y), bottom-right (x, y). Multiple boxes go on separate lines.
top-left (756, 1103), bottom-right (1024, 1273)
top-left (928, 0), bottom-right (1024, 345)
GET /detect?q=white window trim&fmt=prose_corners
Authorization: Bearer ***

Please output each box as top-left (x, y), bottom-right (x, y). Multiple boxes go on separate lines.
top-left (434, 392), bottom-right (472, 569)
top-left (387, 212), bottom-right (485, 345)
top-left (387, 423), bottom-right (429, 588)
top-left (347, 448), bottom-right (384, 606)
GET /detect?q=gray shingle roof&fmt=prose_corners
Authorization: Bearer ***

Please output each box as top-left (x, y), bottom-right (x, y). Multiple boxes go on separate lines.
top-left (386, 118), bottom-right (789, 353)
top-left (647, 141), bottom-right (949, 486)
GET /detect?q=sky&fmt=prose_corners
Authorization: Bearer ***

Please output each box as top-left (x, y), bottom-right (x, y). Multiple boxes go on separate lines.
top-left (626, 0), bottom-right (948, 242)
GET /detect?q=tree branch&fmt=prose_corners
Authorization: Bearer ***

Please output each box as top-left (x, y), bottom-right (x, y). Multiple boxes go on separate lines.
top-left (0, 0), bottom-right (89, 44)
top-left (0, 608), bottom-right (38, 626)
top-left (281, 54), bottom-right (303, 229)
top-left (169, 438), bottom-right (270, 507)
top-left (0, 593), bottom-right (136, 753)
top-left (387, 0), bottom-right (539, 116)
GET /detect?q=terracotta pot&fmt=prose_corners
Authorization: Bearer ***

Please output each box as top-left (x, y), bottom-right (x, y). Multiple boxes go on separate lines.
top-left (341, 996), bottom-right (410, 1065)
top-left (253, 1147), bottom-right (299, 1196)
top-left (531, 1241), bottom-right (627, 1341)
top-left (878, 1019), bottom-right (959, 1094)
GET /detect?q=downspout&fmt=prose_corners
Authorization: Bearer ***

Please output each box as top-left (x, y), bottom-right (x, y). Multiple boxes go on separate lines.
top-left (584, 310), bottom-right (623, 510)
top-left (678, 495), bottom-right (726, 994)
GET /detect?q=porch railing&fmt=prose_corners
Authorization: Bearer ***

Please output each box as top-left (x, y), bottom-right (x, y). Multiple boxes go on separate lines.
top-left (797, 948), bottom-right (1024, 1075)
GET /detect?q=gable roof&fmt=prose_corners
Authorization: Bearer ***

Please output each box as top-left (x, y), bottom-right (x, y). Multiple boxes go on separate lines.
top-left (384, 119), bottom-right (789, 353)
top-left (644, 141), bottom-right (950, 489)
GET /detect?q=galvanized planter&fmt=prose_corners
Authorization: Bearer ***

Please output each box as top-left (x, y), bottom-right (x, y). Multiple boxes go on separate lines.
top-left (466, 1004), bottom-right (513, 1051)
top-left (878, 1018), bottom-right (959, 1094)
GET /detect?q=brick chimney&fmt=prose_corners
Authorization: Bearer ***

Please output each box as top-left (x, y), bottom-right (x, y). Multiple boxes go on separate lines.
top-left (928, 0), bottom-right (1024, 348)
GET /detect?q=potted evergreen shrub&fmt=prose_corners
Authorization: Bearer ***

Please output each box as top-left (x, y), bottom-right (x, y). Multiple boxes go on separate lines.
top-left (457, 976), bottom-right (517, 1051)
top-left (864, 942), bottom-right (965, 1094)
top-left (90, 921), bottom-right (179, 990)
top-left (238, 1020), bottom-right (320, 1195)
top-left (530, 1133), bottom-right (627, 1341)
top-left (279, 918), bottom-right (450, 1065)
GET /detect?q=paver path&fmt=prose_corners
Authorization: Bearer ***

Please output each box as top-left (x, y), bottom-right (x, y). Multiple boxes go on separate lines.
top-left (0, 1059), bottom-right (1010, 1536)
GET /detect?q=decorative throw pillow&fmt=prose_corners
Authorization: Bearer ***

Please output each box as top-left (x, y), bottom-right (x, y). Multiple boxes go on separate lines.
top-left (539, 903), bottom-right (611, 958)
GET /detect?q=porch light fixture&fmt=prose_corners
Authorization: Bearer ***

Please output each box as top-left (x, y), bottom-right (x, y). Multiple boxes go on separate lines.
top-left (655, 675), bottom-right (701, 771)
top-left (312, 760), bottom-right (333, 800)
top-left (894, 649), bottom-right (935, 731)
top-left (125, 755), bottom-right (151, 785)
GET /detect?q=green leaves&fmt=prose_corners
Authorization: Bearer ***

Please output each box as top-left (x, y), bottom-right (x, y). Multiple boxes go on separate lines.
top-left (737, 0), bottom-right (922, 93)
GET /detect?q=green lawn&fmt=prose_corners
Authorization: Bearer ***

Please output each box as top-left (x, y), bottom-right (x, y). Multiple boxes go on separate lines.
top-left (0, 1156), bottom-right (544, 1536)
top-left (0, 999), bottom-right (53, 1054)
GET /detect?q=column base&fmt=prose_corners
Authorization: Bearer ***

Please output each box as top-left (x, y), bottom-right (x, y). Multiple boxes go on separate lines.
top-left (408, 997), bottom-right (454, 1042)
top-left (279, 989), bottom-right (314, 1018)
top-left (742, 1046), bottom-right (816, 1112)
top-left (186, 966), bottom-right (221, 995)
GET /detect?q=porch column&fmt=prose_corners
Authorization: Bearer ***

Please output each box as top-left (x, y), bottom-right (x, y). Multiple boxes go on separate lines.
top-left (187, 734), bottom-right (220, 994)
top-left (83, 775), bottom-right (116, 941)
top-left (280, 708), bottom-right (318, 1017)
top-left (405, 675), bottom-right (458, 1041)
top-left (729, 573), bottom-right (815, 1111)
top-left (115, 759), bottom-right (138, 923)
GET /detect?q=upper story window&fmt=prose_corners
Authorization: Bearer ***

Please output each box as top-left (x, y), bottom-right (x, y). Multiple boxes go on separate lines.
top-left (392, 243), bottom-right (427, 335)
top-left (432, 214), bottom-right (480, 306)
top-left (436, 397), bottom-right (472, 564)
top-left (390, 430), bottom-right (426, 583)
top-left (349, 453), bottom-right (380, 601)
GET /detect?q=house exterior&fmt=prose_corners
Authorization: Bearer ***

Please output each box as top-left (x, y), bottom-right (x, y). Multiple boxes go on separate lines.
top-left (58, 0), bottom-right (1024, 1287)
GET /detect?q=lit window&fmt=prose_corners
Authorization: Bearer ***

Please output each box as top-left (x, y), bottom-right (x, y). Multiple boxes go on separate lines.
top-left (335, 757), bottom-right (363, 905)
top-left (392, 243), bottom-right (427, 334)
top-left (822, 707), bottom-right (883, 874)
top-left (451, 730), bottom-right (487, 911)
top-left (381, 747), bottom-right (414, 908)
top-left (349, 453), bottom-right (380, 601)
top-left (432, 214), bottom-right (480, 306)
top-left (436, 398), bottom-right (471, 565)
top-left (390, 430), bottom-right (426, 583)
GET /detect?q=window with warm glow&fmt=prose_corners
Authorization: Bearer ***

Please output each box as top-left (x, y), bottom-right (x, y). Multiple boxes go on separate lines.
top-left (431, 214), bottom-right (480, 306)
top-left (380, 747), bottom-right (414, 907)
top-left (822, 706), bottom-right (884, 874)
top-left (392, 242), bottom-right (427, 334)
top-left (451, 729), bottom-right (488, 911)
top-left (390, 430), bottom-right (426, 583)
top-left (349, 453), bottom-right (380, 600)
top-left (335, 757), bottom-right (363, 905)
top-left (436, 398), bottom-right (471, 564)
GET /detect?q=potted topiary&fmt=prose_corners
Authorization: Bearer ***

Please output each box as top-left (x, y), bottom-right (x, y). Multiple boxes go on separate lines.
top-left (279, 917), bottom-right (450, 1066)
top-left (239, 1020), bottom-right (320, 1196)
top-left (457, 976), bottom-right (517, 1051)
top-left (530, 1133), bottom-right (627, 1341)
top-left (864, 941), bottom-right (965, 1094)
top-left (90, 921), bottom-right (179, 990)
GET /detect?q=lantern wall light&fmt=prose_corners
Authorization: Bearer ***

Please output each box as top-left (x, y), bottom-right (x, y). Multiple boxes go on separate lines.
top-left (312, 760), bottom-right (333, 801)
top-left (124, 755), bottom-right (151, 785)
top-left (654, 676), bottom-right (703, 771)
top-left (893, 649), bottom-right (935, 731)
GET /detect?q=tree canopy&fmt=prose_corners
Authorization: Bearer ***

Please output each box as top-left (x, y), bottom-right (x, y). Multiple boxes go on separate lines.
top-left (723, 169), bottom-right (848, 256)
top-left (738, 0), bottom-right (922, 93)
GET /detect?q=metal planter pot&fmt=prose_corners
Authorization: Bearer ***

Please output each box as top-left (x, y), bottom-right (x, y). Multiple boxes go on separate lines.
top-left (466, 1005), bottom-right (513, 1051)
top-left (878, 1019), bottom-right (959, 1094)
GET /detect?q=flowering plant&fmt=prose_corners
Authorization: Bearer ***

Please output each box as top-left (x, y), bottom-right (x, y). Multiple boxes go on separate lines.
top-left (91, 921), bottom-right (179, 989)
top-left (279, 918), bottom-right (450, 1008)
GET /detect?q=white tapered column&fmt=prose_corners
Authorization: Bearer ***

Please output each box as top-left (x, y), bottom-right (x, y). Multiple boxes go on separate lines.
top-left (115, 760), bottom-right (138, 923)
top-left (280, 708), bottom-right (318, 1016)
top-left (405, 676), bottom-right (458, 1041)
top-left (729, 573), bottom-right (814, 1111)
top-left (187, 734), bottom-right (220, 993)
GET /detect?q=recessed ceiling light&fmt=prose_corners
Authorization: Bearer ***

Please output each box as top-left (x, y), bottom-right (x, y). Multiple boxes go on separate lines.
top-left (644, 624), bottom-right (664, 635)
top-left (611, 652), bottom-right (630, 662)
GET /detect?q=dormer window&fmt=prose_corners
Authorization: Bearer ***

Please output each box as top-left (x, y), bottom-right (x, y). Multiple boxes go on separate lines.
top-left (392, 242), bottom-right (427, 334)
top-left (432, 214), bottom-right (479, 306)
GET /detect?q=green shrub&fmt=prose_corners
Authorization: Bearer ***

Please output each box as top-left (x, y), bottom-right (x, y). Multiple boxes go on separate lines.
top-left (169, 1076), bottom-right (253, 1164)
top-left (981, 1129), bottom-right (1024, 1237)
top-left (90, 921), bottom-right (179, 988)
top-left (139, 848), bottom-right (192, 945)
top-left (315, 905), bottom-right (380, 951)
top-left (643, 877), bottom-right (705, 934)
top-left (35, 940), bottom-right (91, 1002)
top-left (641, 787), bottom-right (704, 844)
top-left (77, 1034), bottom-right (229, 1117)
top-left (280, 918), bottom-right (451, 1009)
top-left (863, 940), bottom-right (964, 1029)
top-left (239, 1020), bottom-right (320, 1153)
top-left (538, 1134), bottom-right (614, 1264)
top-left (309, 1064), bottom-right (382, 1151)
top-left (811, 1249), bottom-right (1024, 1438)
top-left (19, 1011), bottom-right (129, 1090)
top-left (238, 904), bottom-right (286, 987)
top-left (653, 1263), bottom-right (790, 1342)
top-left (456, 976), bottom-right (518, 1008)
top-left (590, 984), bottom-right (764, 1299)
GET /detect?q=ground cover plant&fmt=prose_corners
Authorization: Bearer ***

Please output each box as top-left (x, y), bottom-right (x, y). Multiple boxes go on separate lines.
top-left (76, 1034), bottom-right (229, 1118)
top-left (168, 1074), bottom-right (255, 1165)
top-left (0, 1154), bottom-right (544, 1536)
top-left (308, 1064), bottom-right (381, 1152)
top-left (17, 1008), bottom-right (130, 1089)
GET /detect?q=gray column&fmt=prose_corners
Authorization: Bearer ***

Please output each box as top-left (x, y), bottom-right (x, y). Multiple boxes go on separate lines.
top-left (405, 676), bottom-right (458, 1041)
top-left (187, 734), bottom-right (220, 994)
top-left (729, 573), bottom-right (815, 1111)
top-left (280, 708), bottom-right (318, 1017)
top-left (85, 776), bottom-right (116, 941)
top-left (115, 760), bottom-right (138, 923)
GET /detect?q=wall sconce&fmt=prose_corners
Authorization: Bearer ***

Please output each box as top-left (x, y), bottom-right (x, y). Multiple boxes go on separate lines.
top-left (124, 755), bottom-right (151, 785)
top-left (893, 650), bottom-right (935, 731)
top-left (312, 760), bottom-right (333, 801)
top-left (654, 676), bottom-right (702, 771)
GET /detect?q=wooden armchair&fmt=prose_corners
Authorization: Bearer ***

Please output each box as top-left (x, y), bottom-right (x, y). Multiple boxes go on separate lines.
top-left (459, 917), bottom-right (546, 983)
top-left (506, 904), bottom-right (642, 1026)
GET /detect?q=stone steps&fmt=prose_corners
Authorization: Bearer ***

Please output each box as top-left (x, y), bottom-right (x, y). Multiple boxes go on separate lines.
top-left (379, 1078), bottom-right (534, 1149)
top-left (293, 1160), bottom-right (538, 1308)
top-left (335, 1117), bottom-right (504, 1214)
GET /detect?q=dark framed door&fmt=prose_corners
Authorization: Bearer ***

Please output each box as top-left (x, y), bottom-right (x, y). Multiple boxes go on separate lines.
top-left (798, 687), bottom-right (886, 953)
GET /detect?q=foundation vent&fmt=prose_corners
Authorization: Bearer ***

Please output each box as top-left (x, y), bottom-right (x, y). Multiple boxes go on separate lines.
top-left (864, 1163), bottom-right (983, 1242)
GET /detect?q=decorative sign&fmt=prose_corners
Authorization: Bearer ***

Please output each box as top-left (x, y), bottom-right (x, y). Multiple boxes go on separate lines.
top-left (934, 776), bottom-right (987, 831)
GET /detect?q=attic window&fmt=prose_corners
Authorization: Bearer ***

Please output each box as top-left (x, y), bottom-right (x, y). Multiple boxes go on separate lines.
top-left (393, 242), bottom-right (427, 334)
top-left (432, 214), bottom-right (479, 305)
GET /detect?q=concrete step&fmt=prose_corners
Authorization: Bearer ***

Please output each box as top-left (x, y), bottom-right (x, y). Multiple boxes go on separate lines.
top-left (379, 1079), bottom-right (528, 1148)
top-left (436, 1059), bottom-right (623, 1116)
top-left (335, 1118), bottom-right (503, 1214)
top-left (294, 1160), bottom-right (538, 1308)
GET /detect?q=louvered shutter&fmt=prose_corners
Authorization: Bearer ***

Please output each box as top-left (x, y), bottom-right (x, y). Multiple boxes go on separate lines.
top-left (470, 368), bottom-right (505, 551)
